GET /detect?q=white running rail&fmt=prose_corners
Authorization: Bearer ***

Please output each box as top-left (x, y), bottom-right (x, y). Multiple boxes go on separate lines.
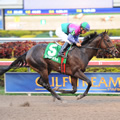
top-left (0, 37), bottom-right (119, 42)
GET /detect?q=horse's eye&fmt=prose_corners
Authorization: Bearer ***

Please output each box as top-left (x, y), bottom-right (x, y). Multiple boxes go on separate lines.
top-left (107, 39), bottom-right (110, 42)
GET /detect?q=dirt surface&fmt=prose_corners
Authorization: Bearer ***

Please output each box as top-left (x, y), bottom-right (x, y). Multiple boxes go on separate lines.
top-left (0, 95), bottom-right (120, 120)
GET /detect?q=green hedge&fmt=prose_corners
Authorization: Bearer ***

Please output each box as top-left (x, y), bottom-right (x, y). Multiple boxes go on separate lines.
top-left (0, 29), bottom-right (120, 38)
top-left (0, 30), bottom-right (56, 38)
top-left (0, 30), bottom-right (31, 37)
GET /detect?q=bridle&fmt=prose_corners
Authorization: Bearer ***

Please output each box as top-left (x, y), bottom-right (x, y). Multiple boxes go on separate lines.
top-left (97, 34), bottom-right (115, 54)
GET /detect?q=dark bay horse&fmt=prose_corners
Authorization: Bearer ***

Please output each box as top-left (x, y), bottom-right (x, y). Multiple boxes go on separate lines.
top-left (0, 31), bottom-right (118, 102)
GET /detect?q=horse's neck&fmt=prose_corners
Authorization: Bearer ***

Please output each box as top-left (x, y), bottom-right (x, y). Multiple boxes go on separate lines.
top-left (84, 38), bottom-right (99, 61)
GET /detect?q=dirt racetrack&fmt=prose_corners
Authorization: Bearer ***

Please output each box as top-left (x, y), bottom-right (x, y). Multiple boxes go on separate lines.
top-left (0, 95), bottom-right (120, 120)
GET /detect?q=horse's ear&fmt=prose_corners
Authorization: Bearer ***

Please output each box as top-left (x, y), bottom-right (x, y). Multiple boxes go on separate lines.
top-left (105, 30), bottom-right (107, 33)
top-left (104, 30), bottom-right (108, 34)
top-left (103, 30), bottom-right (106, 35)
top-left (107, 30), bottom-right (109, 34)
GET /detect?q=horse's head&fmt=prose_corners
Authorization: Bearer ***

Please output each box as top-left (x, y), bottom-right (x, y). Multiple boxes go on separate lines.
top-left (98, 31), bottom-right (119, 57)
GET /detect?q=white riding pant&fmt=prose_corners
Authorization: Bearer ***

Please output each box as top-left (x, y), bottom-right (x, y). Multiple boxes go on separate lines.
top-left (55, 26), bottom-right (72, 44)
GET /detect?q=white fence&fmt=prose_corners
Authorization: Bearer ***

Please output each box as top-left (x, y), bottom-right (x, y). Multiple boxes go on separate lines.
top-left (0, 37), bottom-right (120, 43)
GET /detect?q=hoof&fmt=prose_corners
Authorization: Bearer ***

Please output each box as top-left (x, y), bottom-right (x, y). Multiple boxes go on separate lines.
top-left (53, 97), bottom-right (63, 103)
top-left (77, 94), bottom-right (85, 100)
top-left (53, 97), bottom-right (56, 102)
top-left (52, 95), bottom-right (63, 102)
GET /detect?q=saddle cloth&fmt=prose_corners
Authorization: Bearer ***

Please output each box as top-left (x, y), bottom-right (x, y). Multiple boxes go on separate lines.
top-left (43, 43), bottom-right (69, 64)
top-left (43, 43), bottom-right (70, 73)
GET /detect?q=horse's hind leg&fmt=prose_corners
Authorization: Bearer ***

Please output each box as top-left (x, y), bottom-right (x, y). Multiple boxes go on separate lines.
top-left (53, 76), bottom-right (77, 94)
top-left (38, 69), bottom-right (63, 101)
top-left (27, 58), bottom-right (63, 101)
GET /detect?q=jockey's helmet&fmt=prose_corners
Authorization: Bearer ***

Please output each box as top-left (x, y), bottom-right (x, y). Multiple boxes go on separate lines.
top-left (80, 22), bottom-right (90, 31)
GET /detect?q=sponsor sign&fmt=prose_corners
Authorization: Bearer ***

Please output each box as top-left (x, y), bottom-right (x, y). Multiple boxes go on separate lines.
top-left (5, 72), bottom-right (120, 93)
top-left (5, 8), bottom-right (120, 16)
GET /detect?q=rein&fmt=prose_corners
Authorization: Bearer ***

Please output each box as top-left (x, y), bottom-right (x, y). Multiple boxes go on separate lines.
top-left (80, 46), bottom-right (102, 50)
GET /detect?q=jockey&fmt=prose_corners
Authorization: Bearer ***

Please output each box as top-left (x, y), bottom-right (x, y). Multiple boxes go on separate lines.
top-left (55, 22), bottom-right (90, 58)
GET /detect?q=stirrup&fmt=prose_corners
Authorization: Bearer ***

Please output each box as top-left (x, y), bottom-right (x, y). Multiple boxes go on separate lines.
top-left (57, 53), bottom-right (67, 59)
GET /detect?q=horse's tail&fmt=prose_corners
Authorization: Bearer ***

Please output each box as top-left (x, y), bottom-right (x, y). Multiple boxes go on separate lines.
top-left (0, 52), bottom-right (27, 75)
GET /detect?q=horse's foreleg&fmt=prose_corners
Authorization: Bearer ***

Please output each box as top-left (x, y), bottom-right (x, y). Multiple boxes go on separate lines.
top-left (74, 69), bottom-right (92, 100)
top-left (53, 76), bottom-right (77, 94)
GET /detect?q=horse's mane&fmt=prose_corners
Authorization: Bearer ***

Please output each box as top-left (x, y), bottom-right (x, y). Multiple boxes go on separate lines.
top-left (81, 32), bottom-right (98, 46)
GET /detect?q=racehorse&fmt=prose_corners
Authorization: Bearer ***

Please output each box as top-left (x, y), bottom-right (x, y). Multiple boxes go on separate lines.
top-left (0, 31), bottom-right (118, 102)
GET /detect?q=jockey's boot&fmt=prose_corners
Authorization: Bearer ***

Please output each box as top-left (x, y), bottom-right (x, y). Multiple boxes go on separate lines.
top-left (57, 42), bottom-right (70, 59)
